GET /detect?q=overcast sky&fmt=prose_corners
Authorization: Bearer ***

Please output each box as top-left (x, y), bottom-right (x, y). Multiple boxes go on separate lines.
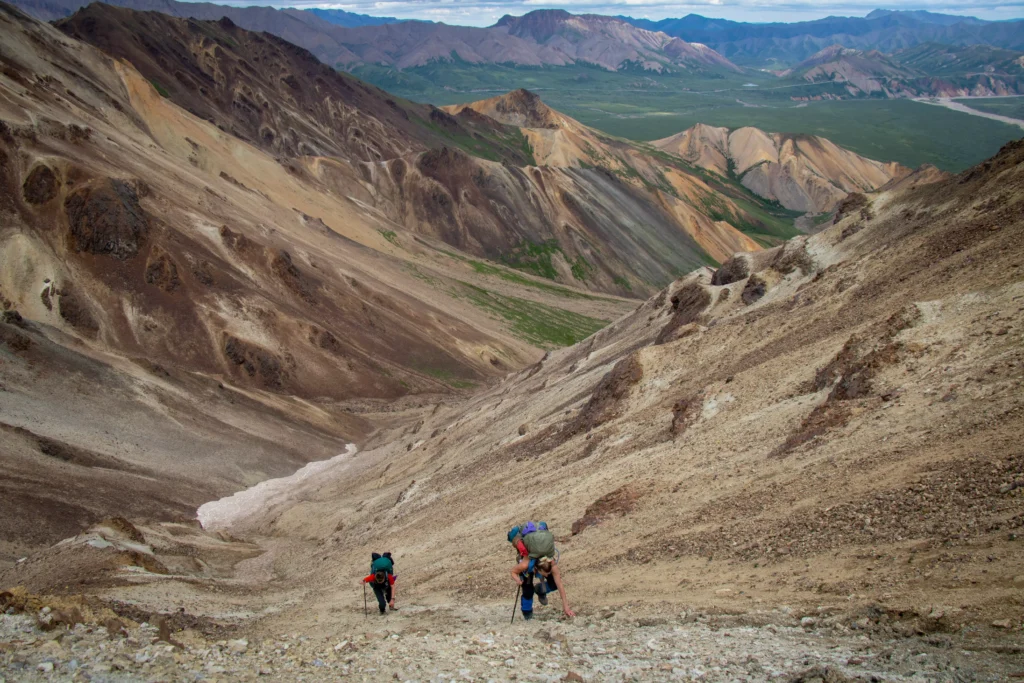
top-left (219, 1), bottom-right (1024, 26)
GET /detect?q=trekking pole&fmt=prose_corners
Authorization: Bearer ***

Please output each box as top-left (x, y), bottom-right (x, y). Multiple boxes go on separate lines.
top-left (510, 584), bottom-right (521, 624)
top-left (363, 583), bottom-right (368, 619)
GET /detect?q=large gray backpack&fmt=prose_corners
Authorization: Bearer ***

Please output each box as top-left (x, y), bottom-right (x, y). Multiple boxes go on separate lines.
top-left (523, 529), bottom-right (555, 559)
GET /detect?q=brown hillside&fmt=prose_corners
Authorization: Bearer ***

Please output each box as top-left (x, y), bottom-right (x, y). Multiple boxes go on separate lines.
top-left (655, 123), bottom-right (918, 213)
top-left (201, 138), bottom-right (1024, 638)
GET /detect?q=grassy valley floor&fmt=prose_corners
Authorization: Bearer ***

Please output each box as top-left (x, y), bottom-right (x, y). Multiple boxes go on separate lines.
top-left (355, 63), bottom-right (1024, 172)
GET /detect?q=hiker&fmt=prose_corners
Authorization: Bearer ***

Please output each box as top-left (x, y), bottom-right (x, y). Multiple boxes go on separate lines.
top-left (362, 552), bottom-right (397, 615)
top-left (508, 522), bottom-right (575, 619)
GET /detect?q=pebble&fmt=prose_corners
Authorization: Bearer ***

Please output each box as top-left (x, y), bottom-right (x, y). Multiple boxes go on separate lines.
top-left (228, 638), bottom-right (249, 653)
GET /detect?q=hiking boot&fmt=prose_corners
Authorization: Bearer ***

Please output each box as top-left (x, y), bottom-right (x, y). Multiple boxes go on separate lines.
top-left (522, 611), bottom-right (533, 621)
top-left (537, 592), bottom-right (548, 606)
top-left (379, 608), bottom-right (387, 615)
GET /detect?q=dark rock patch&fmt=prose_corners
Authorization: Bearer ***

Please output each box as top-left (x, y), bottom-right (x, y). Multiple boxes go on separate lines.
top-left (22, 164), bottom-right (60, 204)
top-left (573, 353), bottom-right (643, 433)
top-left (775, 306), bottom-right (919, 458)
top-left (773, 242), bottom-right (815, 276)
top-left (670, 394), bottom-right (702, 437)
top-left (145, 247), bottom-right (181, 292)
top-left (67, 124), bottom-right (91, 143)
top-left (811, 305), bottom-right (920, 394)
top-left (0, 323), bottom-right (32, 352)
top-left (656, 283), bottom-right (711, 344)
top-left (769, 400), bottom-right (852, 459)
top-left (99, 516), bottom-right (147, 544)
top-left (741, 274), bottom-right (767, 305)
top-left (571, 485), bottom-right (642, 535)
top-left (312, 327), bottom-right (344, 356)
top-left (63, 179), bottom-right (148, 259)
top-left (58, 284), bottom-right (99, 336)
top-left (189, 259), bottom-right (214, 286)
top-left (270, 249), bottom-right (317, 305)
top-left (711, 254), bottom-right (749, 286)
top-left (832, 192), bottom-right (868, 224)
top-left (218, 224), bottom-right (256, 254)
top-left (223, 334), bottom-right (287, 390)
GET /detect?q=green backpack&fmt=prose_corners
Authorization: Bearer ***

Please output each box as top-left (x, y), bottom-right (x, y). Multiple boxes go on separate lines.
top-left (523, 529), bottom-right (555, 559)
top-left (371, 555), bottom-right (394, 574)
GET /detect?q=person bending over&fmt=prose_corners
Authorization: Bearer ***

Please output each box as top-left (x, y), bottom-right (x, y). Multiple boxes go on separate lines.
top-left (511, 554), bottom-right (575, 619)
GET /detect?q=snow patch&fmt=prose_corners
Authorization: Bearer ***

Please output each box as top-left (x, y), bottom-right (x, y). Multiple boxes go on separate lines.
top-left (197, 444), bottom-right (357, 531)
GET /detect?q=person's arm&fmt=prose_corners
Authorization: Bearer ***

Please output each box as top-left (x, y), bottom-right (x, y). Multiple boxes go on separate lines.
top-left (389, 576), bottom-right (397, 607)
top-left (510, 558), bottom-right (529, 585)
top-left (550, 565), bottom-right (575, 617)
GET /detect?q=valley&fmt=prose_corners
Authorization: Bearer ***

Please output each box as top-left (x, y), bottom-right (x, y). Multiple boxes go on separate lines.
top-left (0, 1), bottom-right (1022, 681)
top-left (357, 64), bottom-right (1024, 172)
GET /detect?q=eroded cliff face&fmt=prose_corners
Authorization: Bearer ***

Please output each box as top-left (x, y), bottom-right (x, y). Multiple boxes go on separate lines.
top-left (656, 123), bottom-right (919, 213)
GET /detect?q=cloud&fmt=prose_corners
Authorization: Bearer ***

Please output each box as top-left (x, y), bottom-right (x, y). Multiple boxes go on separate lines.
top-left (247, 0), bottom-right (1024, 26)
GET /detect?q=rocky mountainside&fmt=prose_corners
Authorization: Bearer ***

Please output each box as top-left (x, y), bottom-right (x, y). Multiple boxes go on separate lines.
top-left (784, 43), bottom-right (1024, 97)
top-left (53, 7), bottom-right (809, 298)
top-left (654, 123), bottom-right (916, 213)
top-left (0, 0), bottom-right (642, 559)
top-left (891, 42), bottom-right (1024, 95)
top-left (3, 136), bottom-right (1019, 682)
top-left (0, 0), bottom-right (826, 563)
top-left (53, 4), bottom-right (538, 164)
top-left (625, 10), bottom-right (1024, 67)
top-left (193, 137), bottom-right (1024, 644)
top-left (0, 1), bottom-right (1023, 676)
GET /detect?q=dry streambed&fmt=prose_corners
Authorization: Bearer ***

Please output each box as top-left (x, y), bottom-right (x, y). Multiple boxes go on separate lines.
top-left (2, 600), bottom-right (1023, 681)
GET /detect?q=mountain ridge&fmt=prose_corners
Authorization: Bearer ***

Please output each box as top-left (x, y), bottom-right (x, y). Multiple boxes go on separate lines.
top-left (654, 123), bottom-right (916, 213)
top-left (10, 0), bottom-right (742, 73)
top-left (783, 42), bottom-right (1023, 97)
top-left (622, 9), bottom-right (1024, 66)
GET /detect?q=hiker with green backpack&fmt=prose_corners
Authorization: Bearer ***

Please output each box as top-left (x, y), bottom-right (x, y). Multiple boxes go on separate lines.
top-left (508, 522), bottom-right (575, 620)
top-left (362, 552), bottom-right (397, 615)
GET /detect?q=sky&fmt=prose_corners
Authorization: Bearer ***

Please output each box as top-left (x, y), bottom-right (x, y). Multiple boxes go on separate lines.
top-left (218, 1), bottom-right (1024, 26)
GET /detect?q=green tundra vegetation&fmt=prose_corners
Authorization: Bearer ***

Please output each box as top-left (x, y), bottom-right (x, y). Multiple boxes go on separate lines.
top-left (353, 61), bottom-right (1023, 172)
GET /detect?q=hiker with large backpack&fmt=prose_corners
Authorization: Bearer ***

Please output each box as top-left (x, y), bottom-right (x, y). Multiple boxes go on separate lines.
top-left (362, 552), bottom-right (397, 615)
top-left (508, 522), bottom-right (575, 620)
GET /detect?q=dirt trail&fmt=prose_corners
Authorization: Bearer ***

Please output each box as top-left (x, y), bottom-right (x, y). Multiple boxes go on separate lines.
top-left (914, 97), bottom-right (1024, 130)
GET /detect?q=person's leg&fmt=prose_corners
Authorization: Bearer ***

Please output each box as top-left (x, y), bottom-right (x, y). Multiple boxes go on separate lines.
top-left (520, 574), bottom-right (535, 620)
top-left (371, 583), bottom-right (387, 614)
top-left (384, 583), bottom-right (393, 609)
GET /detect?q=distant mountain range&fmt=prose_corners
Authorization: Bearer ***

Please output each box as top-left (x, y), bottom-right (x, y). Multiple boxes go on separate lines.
top-left (9, 0), bottom-right (1022, 99)
top-left (12, 1), bottom-right (739, 72)
top-left (622, 9), bottom-right (1024, 66)
top-left (782, 42), bottom-right (1023, 97)
top-left (306, 7), bottom-right (399, 28)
